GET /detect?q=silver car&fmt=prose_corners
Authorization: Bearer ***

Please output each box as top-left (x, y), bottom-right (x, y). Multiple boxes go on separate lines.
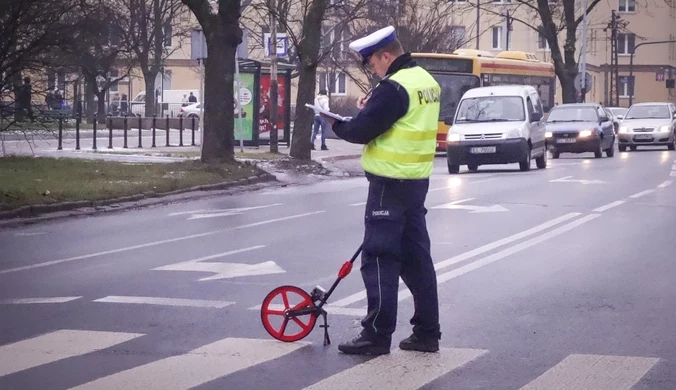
top-left (618, 102), bottom-right (676, 151)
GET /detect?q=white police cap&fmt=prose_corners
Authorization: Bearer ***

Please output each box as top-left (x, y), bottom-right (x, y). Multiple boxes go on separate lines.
top-left (348, 26), bottom-right (396, 64)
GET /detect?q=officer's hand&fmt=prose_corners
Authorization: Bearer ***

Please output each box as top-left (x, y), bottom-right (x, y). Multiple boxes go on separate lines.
top-left (357, 96), bottom-right (369, 110)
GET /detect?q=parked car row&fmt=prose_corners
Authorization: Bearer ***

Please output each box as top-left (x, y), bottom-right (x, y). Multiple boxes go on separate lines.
top-left (444, 85), bottom-right (676, 174)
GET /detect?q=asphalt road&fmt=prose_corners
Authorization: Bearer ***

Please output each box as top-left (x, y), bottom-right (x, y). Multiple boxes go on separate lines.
top-left (1, 148), bottom-right (675, 390)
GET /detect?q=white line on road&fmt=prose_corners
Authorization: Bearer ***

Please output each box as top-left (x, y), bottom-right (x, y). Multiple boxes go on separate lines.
top-left (349, 202), bottom-right (366, 206)
top-left (0, 211), bottom-right (323, 275)
top-left (629, 189), bottom-right (655, 199)
top-left (0, 296), bottom-right (82, 304)
top-left (168, 203), bottom-right (283, 217)
top-left (658, 180), bottom-right (673, 188)
top-left (70, 338), bottom-right (309, 390)
top-left (520, 354), bottom-right (659, 390)
top-left (93, 296), bottom-right (235, 309)
top-left (168, 246), bottom-right (265, 264)
top-left (0, 330), bottom-right (144, 377)
top-left (593, 200), bottom-right (626, 213)
top-left (397, 214), bottom-right (601, 303)
top-left (330, 213), bottom-right (580, 308)
top-left (302, 347), bottom-right (488, 390)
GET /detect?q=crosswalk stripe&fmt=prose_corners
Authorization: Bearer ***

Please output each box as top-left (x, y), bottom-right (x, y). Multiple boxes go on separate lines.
top-left (93, 296), bottom-right (235, 309)
top-left (0, 330), bottom-right (143, 377)
top-left (69, 338), bottom-right (310, 389)
top-left (0, 296), bottom-right (82, 304)
top-left (520, 354), bottom-right (659, 390)
top-left (302, 347), bottom-right (487, 390)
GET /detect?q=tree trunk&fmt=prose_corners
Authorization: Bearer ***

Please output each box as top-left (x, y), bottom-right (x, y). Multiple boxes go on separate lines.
top-left (143, 70), bottom-right (159, 117)
top-left (289, 0), bottom-right (328, 160)
top-left (96, 91), bottom-right (107, 124)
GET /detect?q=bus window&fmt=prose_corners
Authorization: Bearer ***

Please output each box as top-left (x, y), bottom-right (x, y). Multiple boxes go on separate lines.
top-left (430, 74), bottom-right (481, 122)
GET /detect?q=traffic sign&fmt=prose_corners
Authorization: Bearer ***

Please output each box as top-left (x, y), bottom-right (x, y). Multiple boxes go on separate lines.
top-left (574, 72), bottom-right (592, 93)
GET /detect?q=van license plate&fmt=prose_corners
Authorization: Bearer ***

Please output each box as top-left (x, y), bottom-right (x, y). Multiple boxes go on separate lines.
top-left (470, 146), bottom-right (496, 154)
top-left (557, 138), bottom-right (577, 143)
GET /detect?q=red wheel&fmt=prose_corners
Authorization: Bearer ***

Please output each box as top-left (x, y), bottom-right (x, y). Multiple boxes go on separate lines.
top-left (261, 285), bottom-right (317, 342)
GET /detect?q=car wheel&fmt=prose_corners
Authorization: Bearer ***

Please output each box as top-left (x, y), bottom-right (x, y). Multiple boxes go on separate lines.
top-left (594, 143), bottom-right (603, 158)
top-left (619, 145), bottom-right (627, 152)
top-left (519, 147), bottom-right (532, 172)
top-left (606, 142), bottom-right (615, 157)
top-left (535, 149), bottom-right (547, 169)
top-left (552, 151), bottom-right (560, 159)
top-left (468, 163), bottom-right (478, 172)
top-left (448, 162), bottom-right (460, 174)
top-left (630, 145), bottom-right (637, 151)
top-left (669, 141), bottom-right (675, 151)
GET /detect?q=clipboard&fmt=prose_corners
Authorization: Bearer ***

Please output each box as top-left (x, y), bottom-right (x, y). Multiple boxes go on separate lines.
top-left (304, 103), bottom-right (351, 122)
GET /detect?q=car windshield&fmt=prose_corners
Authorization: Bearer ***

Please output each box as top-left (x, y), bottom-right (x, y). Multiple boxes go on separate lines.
top-left (625, 105), bottom-right (671, 119)
top-left (455, 96), bottom-right (525, 123)
top-left (429, 74), bottom-right (481, 121)
top-left (546, 107), bottom-right (597, 122)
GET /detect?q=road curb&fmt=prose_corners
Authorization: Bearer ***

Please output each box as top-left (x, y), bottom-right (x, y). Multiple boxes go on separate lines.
top-left (315, 154), bottom-right (362, 164)
top-left (0, 172), bottom-right (277, 226)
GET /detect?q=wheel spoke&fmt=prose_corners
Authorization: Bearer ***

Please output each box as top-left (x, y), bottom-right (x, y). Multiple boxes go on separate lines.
top-left (263, 309), bottom-right (285, 316)
top-left (292, 316), bottom-right (311, 331)
top-left (278, 318), bottom-right (289, 337)
top-left (281, 291), bottom-right (290, 309)
top-left (290, 298), bottom-right (312, 311)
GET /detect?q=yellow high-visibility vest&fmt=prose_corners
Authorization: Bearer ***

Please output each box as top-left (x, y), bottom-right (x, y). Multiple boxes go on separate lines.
top-left (361, 66), bottom-right (441, 179)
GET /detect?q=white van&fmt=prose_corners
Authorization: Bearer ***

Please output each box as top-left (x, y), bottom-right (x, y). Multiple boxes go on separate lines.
top-left (445, 85), bottom-right (547, 173)
top-left (130, 90), bottom-right (199, 117)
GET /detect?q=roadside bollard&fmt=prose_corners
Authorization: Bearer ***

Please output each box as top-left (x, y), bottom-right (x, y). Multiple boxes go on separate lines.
top-left (57, 117), bottom-right (63, 150)
top-left (152, 114), bottom-right (157, 147)
top-left (75, 115), bottom-right (81, 150)
top-left (165, 115), bottom-right (170, 147)
top-left (191, 116), bottom-right (196, 146)
top-left (123, 116), bottom-right (128, 148)
top-left (107, 114), bottom-right (113, 149)
top-left (92, 117), bottom-right (97, 150)
top-left (179, 116), bottom-right (184, 146)
top-left (138, 115), bottom-right (143, 148)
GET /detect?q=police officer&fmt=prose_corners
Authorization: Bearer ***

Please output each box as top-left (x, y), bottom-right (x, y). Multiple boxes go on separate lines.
top-left (320, 26), bottom-right (442, 355)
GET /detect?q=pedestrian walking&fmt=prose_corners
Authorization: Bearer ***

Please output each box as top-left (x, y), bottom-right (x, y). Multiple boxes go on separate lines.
top-left (321, 26), bottom-right (442, 355)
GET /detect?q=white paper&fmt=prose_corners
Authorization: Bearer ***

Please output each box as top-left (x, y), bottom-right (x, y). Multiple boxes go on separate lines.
top-left (304, 103), bottom-right (350, 122)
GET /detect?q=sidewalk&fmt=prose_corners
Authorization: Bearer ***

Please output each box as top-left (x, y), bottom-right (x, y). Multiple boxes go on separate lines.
top-left (0, 129), bottom-right (364, 164)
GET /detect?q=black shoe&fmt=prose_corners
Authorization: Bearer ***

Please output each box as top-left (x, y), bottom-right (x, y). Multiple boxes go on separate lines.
top-left (338, 334), bottom-right (390, 355)
top-left (321, 145), bottom-right (328, 151)
top-left (311, 144), bottom-right (316, 150)
top-left (399, 334), bottom-right (439, 352)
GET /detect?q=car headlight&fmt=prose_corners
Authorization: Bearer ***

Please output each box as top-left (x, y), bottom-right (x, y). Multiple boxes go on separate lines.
top-left (619, 126), bottom-right (629, 134)
top-left (578, 130), bottom-right (593, 138)
top-left (545, 131), bottom-right (552, 138)
top-left (660, 125), bottom-right (670, 132)
top-left (506, 129), bottom-right (521, 139)
top-left (447, 133), bottom-right (461, 142)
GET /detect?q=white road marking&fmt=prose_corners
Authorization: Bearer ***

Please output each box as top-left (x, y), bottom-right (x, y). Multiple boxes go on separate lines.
top-left (397, 214), bottom-right (601, 302)
top-left (432, 198), bottom-right (508, 213)
top-left (0, 297), bottom-right (82, 304)
top-left (349, 202), bottom-right (366, 206)
top-left (248, 303), bottom-right (366, 317)
top-left (168, 203), bottom-right (283, 217)
top-left (330, 213), bottom-right (580, 308)
top-left (0, 211), bottom-right (323, 275)
top-left (93, 296), bottom-right (234, 308)
top-left (520, 354), bottom-right (659, 390)
top-left (0, 330), bottom-right (143, 377)
top-left (658, 180), bottom-right (673, 188)
top-left (550, 176), bottom-right (606, 185)
top-left (70, 338), bottom-right (309, 390)
top-left (302, 347), bottom-right (488, 390)
top-left (630, 189), bottom-right (655, 198)
top-left (593, 200), bottom-right (626, 213)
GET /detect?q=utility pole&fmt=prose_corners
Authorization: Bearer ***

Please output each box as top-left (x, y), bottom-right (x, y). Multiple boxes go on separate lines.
top-left (579, 0), bottom-right (588, 102)
top-left (269, 0), bottom-right (279, 153)
top-left (505, 10), bottom-right (512, 51)
top-left (608, 10), bottom-right (620, 107)
top-left (475, 0), bottom-right (480, 50)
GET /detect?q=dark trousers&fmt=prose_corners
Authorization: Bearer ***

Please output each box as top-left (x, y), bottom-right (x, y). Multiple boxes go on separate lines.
top-left (359, 175), bottom-right (441, 343)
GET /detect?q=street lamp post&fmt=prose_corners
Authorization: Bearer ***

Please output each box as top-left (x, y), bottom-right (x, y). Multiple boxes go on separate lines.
top-left (629, 40), bottom-right (676, 106)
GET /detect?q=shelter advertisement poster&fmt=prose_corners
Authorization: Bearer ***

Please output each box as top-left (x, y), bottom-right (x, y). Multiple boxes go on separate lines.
top-left (234, 73), bottom-right (255, 141)
top-left (258, 75), bottom-right (286, 140)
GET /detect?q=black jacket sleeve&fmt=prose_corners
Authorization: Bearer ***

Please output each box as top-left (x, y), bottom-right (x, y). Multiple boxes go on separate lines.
top-left (331, 80), bottom-right (408, 144)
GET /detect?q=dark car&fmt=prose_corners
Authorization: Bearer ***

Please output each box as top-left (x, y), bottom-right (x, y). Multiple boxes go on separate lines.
top-left (545, 103), bottom-right (616, 158)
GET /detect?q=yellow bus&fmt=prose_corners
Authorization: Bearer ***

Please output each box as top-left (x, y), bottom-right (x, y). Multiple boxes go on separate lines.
top-left (411, 50), bottom-right (556, 151)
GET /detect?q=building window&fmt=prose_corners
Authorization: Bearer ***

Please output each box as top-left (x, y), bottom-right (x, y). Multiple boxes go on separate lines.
top-left (620, 76), bottom-right (634, 98)
top-left (109, 69), bottom-right (119, 92)
top-left (492, 0), bottom-right (512, 3)
top-left (451, 26), bottom-right (466, 46)
top-left (617, 33), bottom-right (635, 55)
top-left (164, 24), bottom-right (173, 47)
top-left (321, 26), bottom-right (349, 60)
top-left (318, 72), bottom-right (347, 95)
top-left (618, 0), bottom-right (636, 12)
top-left (492, 27), bottom-right (502, 49)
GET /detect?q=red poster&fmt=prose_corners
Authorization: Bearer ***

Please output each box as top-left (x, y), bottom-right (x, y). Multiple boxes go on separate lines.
top-left (259, 75), bottom-right (286, 140)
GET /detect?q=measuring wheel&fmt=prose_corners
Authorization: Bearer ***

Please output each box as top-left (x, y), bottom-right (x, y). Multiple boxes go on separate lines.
top-left (261, 285), bottom-right (318, 342)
